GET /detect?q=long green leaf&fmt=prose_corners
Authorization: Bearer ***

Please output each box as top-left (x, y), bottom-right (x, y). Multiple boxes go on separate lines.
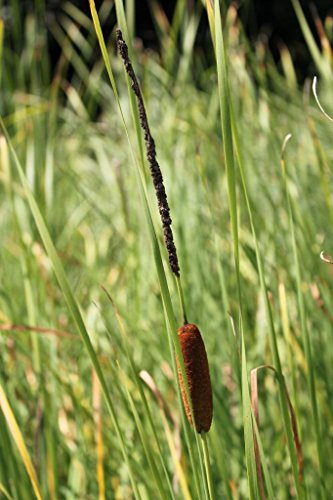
top-left (0, 382), bottom-right (42, 500)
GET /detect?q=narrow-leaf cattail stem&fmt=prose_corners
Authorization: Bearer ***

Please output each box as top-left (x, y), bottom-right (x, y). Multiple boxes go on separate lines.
top-left (176, 324), bottom-right (213, 433)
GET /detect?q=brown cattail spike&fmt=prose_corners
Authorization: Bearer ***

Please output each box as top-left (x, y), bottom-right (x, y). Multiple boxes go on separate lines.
top-left (116, 28), bottom-right (180, 277)
top-left (176, 324), bottom-right (213, 433)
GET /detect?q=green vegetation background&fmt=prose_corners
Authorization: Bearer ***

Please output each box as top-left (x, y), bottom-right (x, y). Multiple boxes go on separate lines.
top-left (1, 1), bottom-right (333, 498)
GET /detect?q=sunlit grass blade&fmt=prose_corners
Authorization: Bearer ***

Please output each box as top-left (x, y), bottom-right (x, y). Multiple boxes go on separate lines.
top-left (92, 370), bottom-right (105, 500)
top-left (225, 68), bottom-right (306, 495)
top-left (177, 5), bottom-right (202, 83)
top-left (312, 76), bottom-right (333, 122)
top-left (214, 0), bottom-right (240, 282)
top-left (209, 3), bottom-right (260, 497)
top-left (241, 334), bottom-right (258, 499)
top-left (290, 0), bottom-right (331, 81)
top-left (0, 18), bottom-right (4, 85)
top-left (278, 282), bottom-right (302, 422)
top-left (0, 482), bottom-right (12, 500)
top-left (281, 134), bottom-right (326, 497)
top-left (0, 382), bottom-right (42, 500)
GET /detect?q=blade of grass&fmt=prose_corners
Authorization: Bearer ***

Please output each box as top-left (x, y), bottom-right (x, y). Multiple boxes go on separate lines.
top-left (0, 482), bottom-right (12, 500)
top-left (0, 18), bottom-right (4, 85)
top-left (278, 282), bottom-right (302, 426)
top-left (0, 411), bottom-right (23, 500)
top-left (232, 112), bottom-right (305, 499)
top-left (281, 134), bottom-right (326, 498)
top-left (92, 370), bottom-right (105, 500)
top-left (214, 0), bottom-right (240, 290)
top-left (0, 381), bottom-right (42, 500)
top-left (241, 333), bottom-right (258, 499)
top-left (223, 61), bottom-right (307, 495)
top-left (210, 4), bottom-right (258, 498)
top-left (201, 432), bottom-right (215, 500)
top-left (312, 76), bottom-right (333, 122)
top-left (290, 0), bottom-right (331, 81)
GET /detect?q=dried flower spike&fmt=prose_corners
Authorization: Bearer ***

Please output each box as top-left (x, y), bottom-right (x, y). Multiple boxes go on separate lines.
top-left (176, 324), bottom-right (213, 433)
top-left (116, 28), bottom-right (180, 277)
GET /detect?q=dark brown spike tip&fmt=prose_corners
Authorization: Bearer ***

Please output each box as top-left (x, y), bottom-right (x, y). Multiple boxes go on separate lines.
top-left (176, 324), bottom-right (213, 433)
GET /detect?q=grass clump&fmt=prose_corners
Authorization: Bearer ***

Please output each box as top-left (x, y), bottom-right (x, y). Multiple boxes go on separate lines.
top-left (1, 1), bottom-right (333, 499)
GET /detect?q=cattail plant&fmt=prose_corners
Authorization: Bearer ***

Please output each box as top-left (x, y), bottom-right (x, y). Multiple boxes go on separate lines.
top-left (116, 29), bottom-right (213, 434)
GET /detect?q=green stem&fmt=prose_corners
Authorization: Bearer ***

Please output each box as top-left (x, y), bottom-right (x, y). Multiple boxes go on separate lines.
top-left (176, 276), bottom-right (188, 324)
top-left (281, 147), bottom-right (325, 499)
top-left (201, 432), bottom-right (215, 500)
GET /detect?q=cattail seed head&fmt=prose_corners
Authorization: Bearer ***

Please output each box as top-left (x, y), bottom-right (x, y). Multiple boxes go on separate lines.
top-left (176, 324), bottom-right (213, 433)
top-left (116, 28), bottom-right (180, 277)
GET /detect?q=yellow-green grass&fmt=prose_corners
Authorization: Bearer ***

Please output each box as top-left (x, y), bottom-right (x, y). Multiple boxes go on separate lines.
top-left (1, 1), bottom-right (333, 498)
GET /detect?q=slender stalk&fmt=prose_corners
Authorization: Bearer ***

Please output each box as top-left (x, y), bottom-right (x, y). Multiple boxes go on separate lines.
top-left (211, 4), bottom-right (258, 498)
top-left (176, 277), bottom-right (188, 325)
top-left (231, 106), bottom-right (305, 500)
top-left (281, 138), bottom-right (326, 499)
top-left (201, 432), bottom-right (215, 500)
